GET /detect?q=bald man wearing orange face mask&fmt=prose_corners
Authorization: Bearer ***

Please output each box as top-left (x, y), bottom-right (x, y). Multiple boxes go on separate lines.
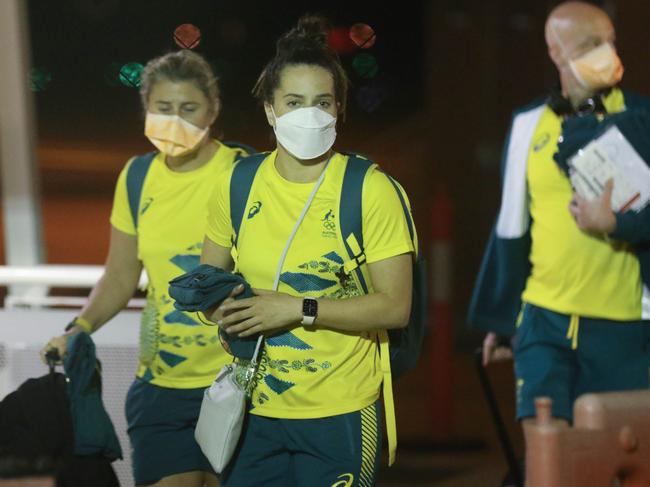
top-left (469, 0), bottom-right (650, 439)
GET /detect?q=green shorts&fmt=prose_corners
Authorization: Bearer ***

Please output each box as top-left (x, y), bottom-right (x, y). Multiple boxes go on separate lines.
top-left (222, 401), bottom-right (382, 487)
top-left (125, 378), bottom-right (215, 485)
top-left (513, 303), bottom-right (650, 422)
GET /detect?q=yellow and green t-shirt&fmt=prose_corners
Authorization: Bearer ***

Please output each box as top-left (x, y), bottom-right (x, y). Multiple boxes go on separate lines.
top-left (522, 88), bottom-right (643, 319)
top-left (110, 141), bottom-right (243, 388)
top-left (206, 150), bottom-right (415, 418)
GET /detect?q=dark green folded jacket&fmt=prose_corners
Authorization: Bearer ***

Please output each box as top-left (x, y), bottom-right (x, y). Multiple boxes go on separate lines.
top-left (63, 333), bottom-right (122, 460)
top-left (169, 264), bottom-right (258, 359)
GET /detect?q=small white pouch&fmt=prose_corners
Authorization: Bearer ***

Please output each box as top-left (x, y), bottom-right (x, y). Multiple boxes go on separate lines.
top-left (194, 363), bottom-right (250, 472)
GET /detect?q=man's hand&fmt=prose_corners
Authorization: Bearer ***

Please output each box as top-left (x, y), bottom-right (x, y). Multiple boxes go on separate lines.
top-left (482, 332), bottom-right (513, 366)
top-left (569, 179), bottom-right (617, 234)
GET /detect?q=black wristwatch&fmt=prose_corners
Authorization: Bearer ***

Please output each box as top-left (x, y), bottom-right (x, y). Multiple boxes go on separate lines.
top-left (301, 298), bottom-right (318, 326)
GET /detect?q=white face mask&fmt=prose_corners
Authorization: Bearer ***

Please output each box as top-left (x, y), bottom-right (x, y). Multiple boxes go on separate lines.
top-left (272, 106), bottom-right (337, 160)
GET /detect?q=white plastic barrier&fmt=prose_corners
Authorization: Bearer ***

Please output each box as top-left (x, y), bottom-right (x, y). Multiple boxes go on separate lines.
top-left (0, 309), bottom-right (140, 487)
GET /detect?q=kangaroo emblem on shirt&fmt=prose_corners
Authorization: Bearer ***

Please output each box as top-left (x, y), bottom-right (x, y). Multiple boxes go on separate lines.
top-left (322, 209), bottom-right (336, 237)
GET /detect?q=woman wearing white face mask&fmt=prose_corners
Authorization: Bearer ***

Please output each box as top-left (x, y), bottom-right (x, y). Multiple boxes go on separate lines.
top-left (41, 50), bottom-right (251, 487)
top-left (199, 15), bottom-right (417, 486)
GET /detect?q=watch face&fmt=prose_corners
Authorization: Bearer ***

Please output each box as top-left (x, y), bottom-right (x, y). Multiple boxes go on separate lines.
top-left (303, 298), bottom-right (318, 317)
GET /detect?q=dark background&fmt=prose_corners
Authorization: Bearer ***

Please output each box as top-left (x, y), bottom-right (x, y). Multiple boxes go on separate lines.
top-left (15, 1), bottom-right (650, 471)
top-left (29, 0), bottom-right (426, 150)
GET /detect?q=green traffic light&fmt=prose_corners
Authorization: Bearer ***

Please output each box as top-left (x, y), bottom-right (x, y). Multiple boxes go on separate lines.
top-left (119, 62), bottom-right (144, 88)
top-left (29, 67), bottom-right (52, 92)
top-left (352, 54), bottom-right (379, 79)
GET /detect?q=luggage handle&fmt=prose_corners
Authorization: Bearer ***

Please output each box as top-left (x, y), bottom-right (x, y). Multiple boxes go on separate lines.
top-left (45, 349), bottom-right (61, 375)
top-left (473, 348), bottom-right (523, 487)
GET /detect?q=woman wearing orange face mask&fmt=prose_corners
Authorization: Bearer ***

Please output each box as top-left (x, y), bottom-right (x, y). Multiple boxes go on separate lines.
top-left (41, 50), bottom-right (250, 487)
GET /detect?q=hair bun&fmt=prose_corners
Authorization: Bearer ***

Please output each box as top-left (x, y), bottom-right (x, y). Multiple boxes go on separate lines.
top-left (277, 14), bottom-right (329, 54)
top-left (252, 13), bottom-right (349, 120)
top-left (295, 15), bottom-right (328, 43)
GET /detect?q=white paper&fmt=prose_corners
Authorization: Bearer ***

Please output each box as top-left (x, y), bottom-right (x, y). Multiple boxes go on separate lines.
top-left (568, 125), bottom-right (650, 213)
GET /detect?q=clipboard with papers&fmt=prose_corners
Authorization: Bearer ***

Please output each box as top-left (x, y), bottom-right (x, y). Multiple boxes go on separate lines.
top-left (568, 125), bottom-right (650, 213)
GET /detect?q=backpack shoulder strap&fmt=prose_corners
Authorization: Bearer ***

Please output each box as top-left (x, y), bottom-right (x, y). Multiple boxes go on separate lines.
top-left (229, 152), bottom-right (269, 248)
top-left (222, 140), bottom-right (258, 161)
top-left (126, 152), bottom-right (157, 230)
top-left (378, 170), bottom-right (418, 253)
top-left (339, 154), bottom-right (420, 290)
top-left (340, 154), bottom-right (406, 467)
top-left (339, 153), bottom-right (376, 294)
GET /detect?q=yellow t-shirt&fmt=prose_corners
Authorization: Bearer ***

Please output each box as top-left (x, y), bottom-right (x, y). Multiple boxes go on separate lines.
top-left (206, 151), bottom-right (415, 418)
top-left (110, 142), bottom-right (244, 388)
top-left (522, 88), bottom-right (642, 319)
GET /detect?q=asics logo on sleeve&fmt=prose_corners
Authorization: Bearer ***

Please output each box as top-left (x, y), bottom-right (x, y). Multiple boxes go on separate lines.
top-left (248, 201), bottom-right (262, 219)
top-left (532, 132), bottom-right (550, 152)
top-left (140, 197), bottom-right (154, 215)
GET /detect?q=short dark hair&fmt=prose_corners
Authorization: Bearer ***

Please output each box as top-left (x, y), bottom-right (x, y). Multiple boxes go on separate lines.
top-left (253, 15), bottom-right (350, 120)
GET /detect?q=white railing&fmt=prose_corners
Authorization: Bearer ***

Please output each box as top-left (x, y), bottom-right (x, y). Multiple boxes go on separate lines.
top-left (0, 265), bottom-right (148, 309)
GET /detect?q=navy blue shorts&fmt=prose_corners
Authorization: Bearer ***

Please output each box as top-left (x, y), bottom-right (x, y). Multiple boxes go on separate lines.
top-left (513, 303), bottom-right (650, 422)
top-left (222, 401), bottom-right (382, 487)
top-left (125, 378), bottom-right (215, 485)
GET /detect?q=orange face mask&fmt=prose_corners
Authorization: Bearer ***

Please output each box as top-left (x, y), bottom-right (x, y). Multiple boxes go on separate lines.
top-left (144, 112), bottom-right (208, 157)
top-left (569, 42), bottom-right (624, 91)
